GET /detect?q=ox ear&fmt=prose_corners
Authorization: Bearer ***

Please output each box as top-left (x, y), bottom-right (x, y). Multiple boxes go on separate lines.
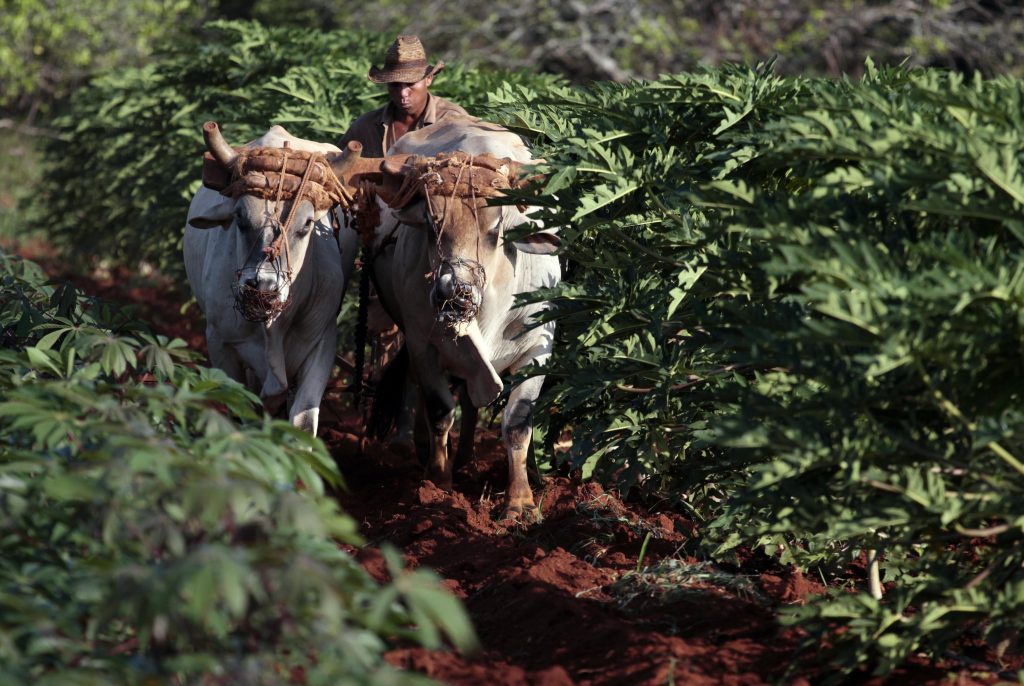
top-left (513, 231), bottom-right (560, 255)
top-left (186, 187), bottom-right (236, 230)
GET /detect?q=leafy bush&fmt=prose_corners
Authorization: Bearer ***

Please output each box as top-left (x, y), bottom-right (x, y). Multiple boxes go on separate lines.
top-left (0, 251), bottom-right (476, 685)
top-left (487, 63), bottom-right (1024, 678)
top-left (0, 0), bottom-right (203, 114)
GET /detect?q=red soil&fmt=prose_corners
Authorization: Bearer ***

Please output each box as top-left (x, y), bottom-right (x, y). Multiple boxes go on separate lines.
top-left (14, 243), bottom-right (1017, 686)
top-left (325, 422), bottom-right (1015, 686)
top-left (328, 423), bottom-right (793, 686)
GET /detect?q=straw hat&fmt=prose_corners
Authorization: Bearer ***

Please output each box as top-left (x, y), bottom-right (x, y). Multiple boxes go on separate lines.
top-left (368, 35), bottom-right (445, 84)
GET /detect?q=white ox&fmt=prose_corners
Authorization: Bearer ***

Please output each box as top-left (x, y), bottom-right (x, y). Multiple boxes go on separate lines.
top-left (184, 123), bottom-right (359, 435)
top-left (366, 115), bottom-right (560, 519)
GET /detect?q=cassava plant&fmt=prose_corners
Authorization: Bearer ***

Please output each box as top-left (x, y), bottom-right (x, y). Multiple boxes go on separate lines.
top-left (486, 61), bottom-right (1024, 679)
top-left (0, 251), bottom-right (476, 685)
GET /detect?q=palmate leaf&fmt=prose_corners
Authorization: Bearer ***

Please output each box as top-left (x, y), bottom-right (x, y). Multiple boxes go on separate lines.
top-left (0, 400), bottom-right (81, 450)
top-left (968, 137), bottom-right (1024, 206)
top-left (93, 335), bottom-right (139, 376)
top-left (382, 546), bottom-right (479, 655)
top-left (176, 544), bottom-right (263, 632)
top-left (570, 179), bottom-right (640, 221)
top-left (24, 346), bottom-right (62, 377)
top-left (137, 334), bottom-right (193, 379)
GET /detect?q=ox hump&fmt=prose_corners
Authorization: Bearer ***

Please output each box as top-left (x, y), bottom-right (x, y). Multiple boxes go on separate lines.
top-left (390, 114), bottom-right (532, 164)
top-left (248, 125), bottom-right (342, 155)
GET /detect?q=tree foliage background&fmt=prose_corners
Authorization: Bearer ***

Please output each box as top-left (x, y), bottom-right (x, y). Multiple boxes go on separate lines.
top-left (5, 0), bottom-right (1024, 118)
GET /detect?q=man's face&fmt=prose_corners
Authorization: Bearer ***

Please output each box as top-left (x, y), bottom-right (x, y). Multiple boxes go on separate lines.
top-left (387, 75), bottom-right (433, 118)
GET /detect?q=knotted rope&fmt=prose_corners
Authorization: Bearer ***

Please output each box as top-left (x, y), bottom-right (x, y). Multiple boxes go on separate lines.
top-left (221, 145), bottom-right (349, 322)
top-left (221, 147), bottom-right (349, 212)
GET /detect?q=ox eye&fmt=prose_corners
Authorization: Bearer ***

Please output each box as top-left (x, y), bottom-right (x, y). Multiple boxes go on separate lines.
top-left (293, 217), bottom-right (315, 239)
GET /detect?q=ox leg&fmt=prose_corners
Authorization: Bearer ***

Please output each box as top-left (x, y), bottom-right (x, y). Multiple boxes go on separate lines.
top-left (413, 394), bottom-right (431, 467)
top-left (287, 332), bottom-right (337, 436)
top-left (390, 375), bottom-right (418, 451)
top-left (455, 385), bottom-right (478, 470)
top-left (206, 334), bottom-right (247, 385)
top-left (261, 328), bottom-right (290, 416)
top-left (501, 375), bottom-right (545, 521)
top-left (406, 344), bottom-right (457, 488)
top-left (421, 385), bottom-right (457, 489)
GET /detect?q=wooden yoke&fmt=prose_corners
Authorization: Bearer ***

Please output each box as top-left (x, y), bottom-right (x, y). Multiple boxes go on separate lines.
top-left (328, 141), bottom-right (412, 206)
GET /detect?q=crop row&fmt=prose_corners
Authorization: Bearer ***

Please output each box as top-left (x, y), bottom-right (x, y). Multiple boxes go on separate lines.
top-left (25, 22), bottom-right (1024, 679)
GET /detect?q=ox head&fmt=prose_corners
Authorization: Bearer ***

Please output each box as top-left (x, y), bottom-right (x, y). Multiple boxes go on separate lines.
top-left (188, 122), bottom-right (357, 323)
top-left (378, 151), bottom-right (559, 331)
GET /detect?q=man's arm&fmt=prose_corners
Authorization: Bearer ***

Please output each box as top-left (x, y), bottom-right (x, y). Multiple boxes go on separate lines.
top-left (337, 107), bottom-right (386, 158)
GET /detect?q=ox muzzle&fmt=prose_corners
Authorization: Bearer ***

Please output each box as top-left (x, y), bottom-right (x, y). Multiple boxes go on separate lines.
top-left (233, 257), bottom-right (292, 323)
top-left (430, 258), bottom-right (486, 329)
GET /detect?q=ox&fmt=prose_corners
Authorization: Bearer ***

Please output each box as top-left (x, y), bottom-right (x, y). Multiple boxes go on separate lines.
top-left (184, 122), bottom-right (361, 435)
top-left (364, 115), bottom-right (560, 520)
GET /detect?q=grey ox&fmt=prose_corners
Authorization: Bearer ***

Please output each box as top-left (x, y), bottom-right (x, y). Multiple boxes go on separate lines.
top-left (364, 114), bottom-right (561, 520)
top-left (184, 123), bottom-right (359, 435)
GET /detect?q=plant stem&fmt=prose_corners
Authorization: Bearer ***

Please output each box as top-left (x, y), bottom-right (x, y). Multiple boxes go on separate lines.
top-left (867, 548), bottom-right (884, 600)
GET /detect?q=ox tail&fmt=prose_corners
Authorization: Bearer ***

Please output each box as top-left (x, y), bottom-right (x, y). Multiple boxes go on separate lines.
top-left (368, 344), bottom-right (409, 441)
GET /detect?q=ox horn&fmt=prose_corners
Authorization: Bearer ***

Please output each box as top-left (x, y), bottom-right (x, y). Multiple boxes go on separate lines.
top-left (203, 121), bottom-right (238, 166)
top-left (326, 143), bottom-right (415, 191)
top-left (464, 154), bottom-right (531, 186)
top-left (328, 140), bottom-right (365, 180)
top-left (381, 154), bottom-right (425, 177)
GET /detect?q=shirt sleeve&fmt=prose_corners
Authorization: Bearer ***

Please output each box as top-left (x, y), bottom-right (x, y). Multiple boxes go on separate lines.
top-left (337, 108), bottom-right (386, 157)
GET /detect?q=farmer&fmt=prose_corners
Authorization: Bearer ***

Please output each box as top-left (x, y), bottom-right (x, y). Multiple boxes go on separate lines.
top-left (338, 34), bottom-right (467, 156)
top-left (339, 35), bottom-right (467, 448)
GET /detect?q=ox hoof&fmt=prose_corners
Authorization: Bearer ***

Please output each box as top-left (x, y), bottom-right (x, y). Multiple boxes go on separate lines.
top-left (499, 501), bottom-right (540, 525)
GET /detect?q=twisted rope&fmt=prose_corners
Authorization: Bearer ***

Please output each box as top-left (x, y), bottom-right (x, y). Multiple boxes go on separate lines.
top-left (225, 146), bottom-right (346, 323)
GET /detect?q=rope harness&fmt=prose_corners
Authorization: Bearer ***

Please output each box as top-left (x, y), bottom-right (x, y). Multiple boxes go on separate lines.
top-left (219, 145), bottom-right (350, 322)
top-left (387, 152), bottom-right (519, 331)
